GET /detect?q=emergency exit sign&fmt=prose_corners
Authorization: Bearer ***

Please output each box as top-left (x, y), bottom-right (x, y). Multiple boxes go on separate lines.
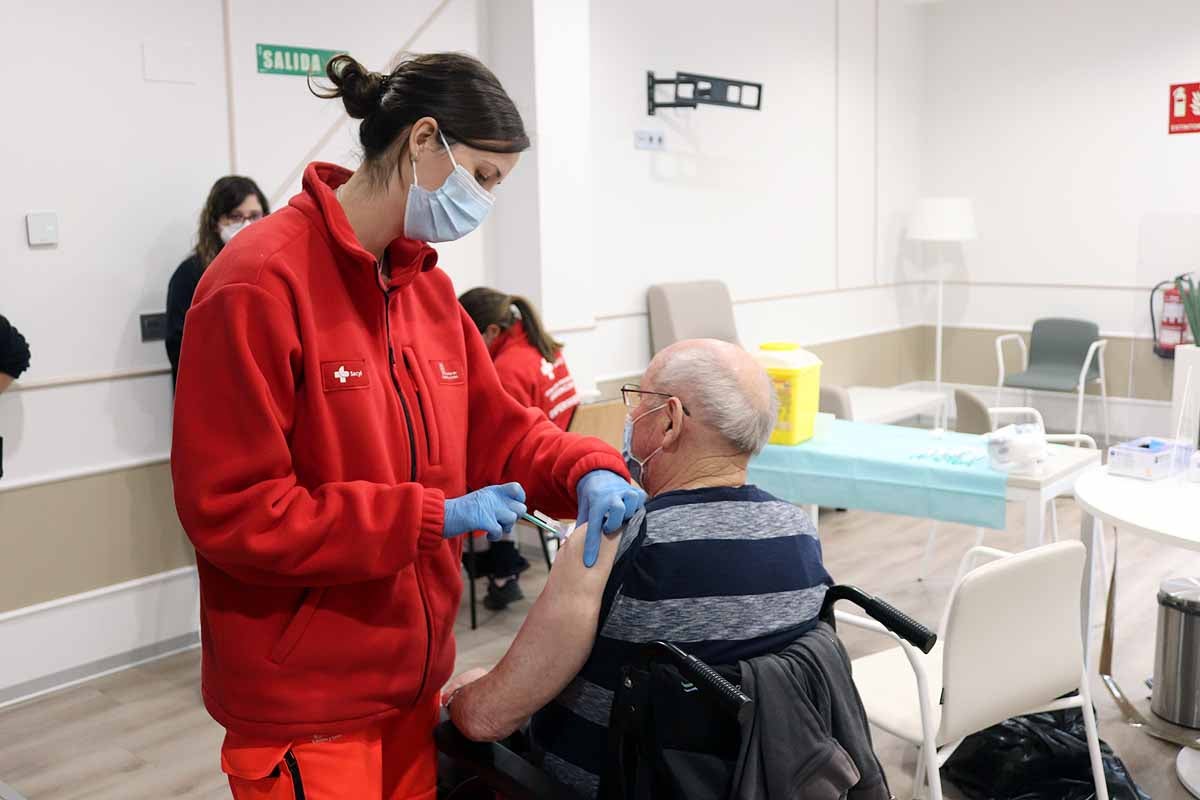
top-left (1169, 82), bottom-right (1200, 134)
top-left (256, 43), bottom-right (344, 76)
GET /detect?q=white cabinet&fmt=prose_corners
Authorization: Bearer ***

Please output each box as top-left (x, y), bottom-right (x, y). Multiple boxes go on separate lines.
top-left (1171, 344), bottom-right (1200, 445)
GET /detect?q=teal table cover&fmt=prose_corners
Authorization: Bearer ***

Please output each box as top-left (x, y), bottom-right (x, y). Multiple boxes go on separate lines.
top-left (748, 419), bottom-right (1008, 529)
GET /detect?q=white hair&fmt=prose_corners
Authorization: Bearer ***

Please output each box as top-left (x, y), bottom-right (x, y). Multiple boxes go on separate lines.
top-left (654, 347), bottom-right (778, 455)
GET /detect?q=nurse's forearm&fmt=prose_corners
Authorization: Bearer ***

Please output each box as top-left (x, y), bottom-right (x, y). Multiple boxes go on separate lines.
top-left (180, 480), bottom-right (447, 587)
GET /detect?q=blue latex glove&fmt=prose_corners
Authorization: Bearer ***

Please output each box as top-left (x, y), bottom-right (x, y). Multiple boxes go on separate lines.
top-left (444, 483), bottom-right (527, 541)
top-left (575, 470), bottom-right (646, 567)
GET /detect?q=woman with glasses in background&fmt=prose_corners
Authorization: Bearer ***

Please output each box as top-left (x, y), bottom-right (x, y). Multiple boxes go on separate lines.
top-left (165, 175), bottom-right (269, 385)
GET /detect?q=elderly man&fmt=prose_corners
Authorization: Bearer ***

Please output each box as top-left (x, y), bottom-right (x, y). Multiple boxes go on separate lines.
top-left (445, 339), bottom-right (831, 798)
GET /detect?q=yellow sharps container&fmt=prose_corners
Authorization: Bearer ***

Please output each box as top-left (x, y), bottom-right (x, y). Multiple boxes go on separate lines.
top-left (756, 342), bottom-right (822, 445)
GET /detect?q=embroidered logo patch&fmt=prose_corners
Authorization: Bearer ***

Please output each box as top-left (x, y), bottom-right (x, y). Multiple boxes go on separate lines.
top-left (321, 360), bottom-right (369, 391)
top-left (431, 359), bottom-right (465, 385)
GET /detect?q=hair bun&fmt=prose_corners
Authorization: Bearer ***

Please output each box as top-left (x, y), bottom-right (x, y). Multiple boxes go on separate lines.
top-left (325, 54), bottom-right (385, 119)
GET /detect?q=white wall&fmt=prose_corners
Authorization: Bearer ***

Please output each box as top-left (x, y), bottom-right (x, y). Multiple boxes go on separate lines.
top-left (481, 0), bottom-right (543, 308)
top-left (1, 0), bottom-right (930, 487)
top-left (235, 0), bottom-right (490, 292)
top-left (2, 0), bottom-right (227, 381)
top-left (921, 0), bottom-right (1200, 341)
top-left (0, 0), bottom-right (485, 488)
top-left (553, 0), bottom-right (926, 388)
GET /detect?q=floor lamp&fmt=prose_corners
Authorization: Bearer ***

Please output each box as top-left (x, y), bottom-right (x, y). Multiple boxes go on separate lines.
top-left (907, 197), bottom-right (977, 396)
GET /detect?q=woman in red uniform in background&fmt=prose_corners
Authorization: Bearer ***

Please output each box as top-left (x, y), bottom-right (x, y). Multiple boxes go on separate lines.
top-left (458, 288), bottom-right (581, 608)
top-left (459, 288), bottom-right (580, 431)
top-left (170, 52), bottom-right (643, 800)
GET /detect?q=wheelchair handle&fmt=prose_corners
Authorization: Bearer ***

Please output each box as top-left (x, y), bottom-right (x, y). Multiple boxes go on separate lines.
top-left (641, 641), bottom-right (754, 725)
top-left (823, 585), bottom-right (938, 654)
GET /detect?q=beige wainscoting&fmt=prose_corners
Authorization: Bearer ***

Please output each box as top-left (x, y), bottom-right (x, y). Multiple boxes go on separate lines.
top-left (1, 326), bottom-right (1172, 615)
top-left (0, 463), bottom-right (192, 613)
top-left (939, 327), bottom-right (1174, 402)
top-left (597, 326), bottom-right (936, 399)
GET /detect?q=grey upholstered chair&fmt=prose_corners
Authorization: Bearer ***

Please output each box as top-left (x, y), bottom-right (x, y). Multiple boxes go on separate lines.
top-left (646, 281), bottom-right (740, 354)
top-left (995, 318), bottom-right (1109, 443)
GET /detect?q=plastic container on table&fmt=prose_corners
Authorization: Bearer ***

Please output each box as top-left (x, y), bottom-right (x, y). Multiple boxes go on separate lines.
top-left (756, 342), bottom-right (822, 445)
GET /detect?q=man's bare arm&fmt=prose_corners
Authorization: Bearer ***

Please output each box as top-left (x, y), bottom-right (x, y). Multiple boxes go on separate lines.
top-left (449, 523), bottom-right (622, 740)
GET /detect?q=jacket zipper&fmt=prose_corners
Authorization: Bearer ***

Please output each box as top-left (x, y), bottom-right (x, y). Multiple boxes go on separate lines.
top-left (380, 287), bottom-right (435, 707)
top-left (382, 290), bottom-right (418, 483)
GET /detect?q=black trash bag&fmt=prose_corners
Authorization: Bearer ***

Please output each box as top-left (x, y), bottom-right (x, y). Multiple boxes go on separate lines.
top-left (942, 707), bottom-right (1149, 800)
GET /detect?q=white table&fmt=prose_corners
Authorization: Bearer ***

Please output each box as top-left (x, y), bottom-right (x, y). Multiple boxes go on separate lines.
top-left (1076, 467), bottom-right (1200, 796)
top-left (917, 442), bottom-right (1099, 578)
top-left (1007, 445), bottom-right (1102, 549)
top-left (751, 418), bottom-right (1098, 550)
top-left (847, 386), bottom-right (947, 428)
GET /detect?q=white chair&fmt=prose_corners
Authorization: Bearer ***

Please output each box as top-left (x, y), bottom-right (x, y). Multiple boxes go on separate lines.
top-left (841, 542), bottom-right (1109, 800)
top-left (919, 392), bottom-right (1103, 580)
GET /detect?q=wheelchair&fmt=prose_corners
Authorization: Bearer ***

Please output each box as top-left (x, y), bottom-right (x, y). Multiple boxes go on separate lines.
top-left (436, 585), bottom-right (937, 800)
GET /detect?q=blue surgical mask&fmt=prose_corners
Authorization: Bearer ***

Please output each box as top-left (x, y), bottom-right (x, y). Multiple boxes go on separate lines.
top-left (622, 405), bottom-right (666, 486)
top-left (403, 130), bottom-right (495, 243)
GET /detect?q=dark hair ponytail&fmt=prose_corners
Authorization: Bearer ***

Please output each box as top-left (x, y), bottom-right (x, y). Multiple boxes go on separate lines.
top-left (459, 287), bottom-right (563, 362)
top-left (313, 52), bottom-right (529, 181)
top-left (510, 296), bottom-right (563, 362)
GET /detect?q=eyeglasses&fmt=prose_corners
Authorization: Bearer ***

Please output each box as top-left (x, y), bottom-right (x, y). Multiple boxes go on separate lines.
top-left (224, 211), bottom-right (264, 224)
top-left (620, 384), bottom-right (690, 416)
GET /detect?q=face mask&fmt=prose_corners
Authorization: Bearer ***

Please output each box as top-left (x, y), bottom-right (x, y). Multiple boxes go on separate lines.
top-left (219, 220), bottom-right (250, 244)
top-left (403, 130), bottom-right (495, 243)
top-left (622, 404), bottom-right (667, 486)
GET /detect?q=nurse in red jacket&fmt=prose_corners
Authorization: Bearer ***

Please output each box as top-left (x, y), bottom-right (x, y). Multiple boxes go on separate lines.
top-left (170, 52), bottom-right (643, 800)
top-left (459, 288), bottom-right (580, 431)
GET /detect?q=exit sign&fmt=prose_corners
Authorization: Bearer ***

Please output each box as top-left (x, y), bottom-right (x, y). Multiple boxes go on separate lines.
top-left (256, 43), bottom-right (345, 77)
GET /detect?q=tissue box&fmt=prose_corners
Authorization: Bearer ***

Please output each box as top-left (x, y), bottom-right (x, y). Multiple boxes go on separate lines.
top-left (1107, 437), bottom-right (1188, 481)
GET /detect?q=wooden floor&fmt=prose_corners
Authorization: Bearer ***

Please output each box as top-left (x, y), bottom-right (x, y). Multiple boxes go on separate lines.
top-left (0, 501), bottom-right (1192, 799)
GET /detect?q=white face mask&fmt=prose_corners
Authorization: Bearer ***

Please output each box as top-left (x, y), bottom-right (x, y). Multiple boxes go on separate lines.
top-left (622, 405), bottom-right (667, 487)
top-left (219, 220), bottom-right (251, 244)
top-left (403, 129), bottom-right (495, 243)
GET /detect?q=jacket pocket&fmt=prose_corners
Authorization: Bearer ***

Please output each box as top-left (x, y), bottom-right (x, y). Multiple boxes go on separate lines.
top-left (269, 588), bottom-right (325, 665)
top-left (402, 347), bottom-right (441, 466)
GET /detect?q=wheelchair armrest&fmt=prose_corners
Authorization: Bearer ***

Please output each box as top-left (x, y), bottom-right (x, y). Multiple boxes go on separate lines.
top-left (821, 584), bottom-right (937, 654)
top-left (639, 641), bottom-right (754, 725)
top-left (435, 719), bottom-right (586, 800)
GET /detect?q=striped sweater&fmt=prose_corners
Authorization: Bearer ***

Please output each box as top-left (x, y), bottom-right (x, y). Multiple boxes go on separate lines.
top-left (529, 484), bottom-right (832, 798)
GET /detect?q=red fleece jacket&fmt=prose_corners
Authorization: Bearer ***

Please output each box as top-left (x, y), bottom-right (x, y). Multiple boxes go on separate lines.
top-left (489, 321), bottom-right (580, 431)
top-left (170, 163), bottom-right (627, 740)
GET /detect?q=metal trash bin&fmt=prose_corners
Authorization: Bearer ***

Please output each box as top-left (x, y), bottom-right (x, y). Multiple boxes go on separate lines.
top-left (1153, 577), bottom-right (1200, 728)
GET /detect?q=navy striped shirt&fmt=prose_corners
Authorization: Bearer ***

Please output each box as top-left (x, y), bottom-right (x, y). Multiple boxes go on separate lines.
top-left (529, 485), bottom-right (832, 797)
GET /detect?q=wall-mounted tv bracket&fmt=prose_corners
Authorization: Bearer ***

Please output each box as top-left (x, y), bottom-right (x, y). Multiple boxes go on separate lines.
top-left (646, 71), bottom-right (763, 116)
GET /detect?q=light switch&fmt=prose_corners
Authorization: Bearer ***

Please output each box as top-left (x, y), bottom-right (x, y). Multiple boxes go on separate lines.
top-left (26, 212), bottom-right (59, 246)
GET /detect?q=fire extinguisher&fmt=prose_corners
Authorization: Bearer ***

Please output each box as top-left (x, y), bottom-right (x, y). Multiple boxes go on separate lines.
top-left (1152, 276), bottom-right (1193, 358)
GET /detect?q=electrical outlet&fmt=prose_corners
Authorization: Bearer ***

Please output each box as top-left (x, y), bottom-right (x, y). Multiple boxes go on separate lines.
top-left (140, 312), bottom-right (167, 342)
top-left (634, 129), bottom-right (666, 151)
